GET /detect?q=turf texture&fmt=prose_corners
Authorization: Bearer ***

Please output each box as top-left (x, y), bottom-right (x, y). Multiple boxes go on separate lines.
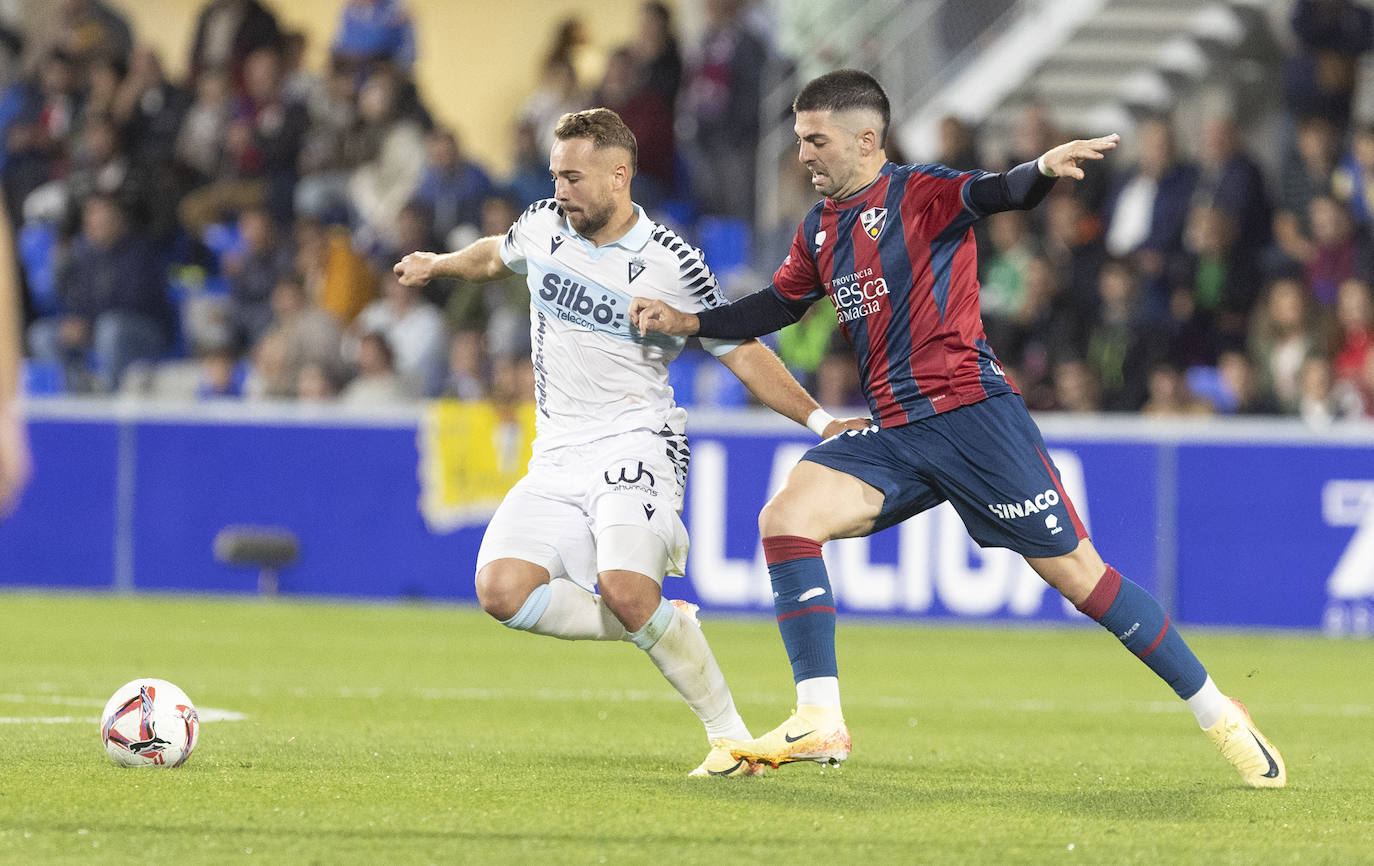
top-left (1, 592), bottom-right (1371, 864)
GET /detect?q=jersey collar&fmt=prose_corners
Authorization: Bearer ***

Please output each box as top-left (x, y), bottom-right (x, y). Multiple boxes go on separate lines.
top-left (825, 162), bottom-right (896, 211)
top-left (566, 203), bottom-right (653, 253)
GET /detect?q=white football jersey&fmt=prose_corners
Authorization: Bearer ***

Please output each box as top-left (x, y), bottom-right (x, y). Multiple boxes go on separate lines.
top-left (500, 200), bottom-right (742, 452)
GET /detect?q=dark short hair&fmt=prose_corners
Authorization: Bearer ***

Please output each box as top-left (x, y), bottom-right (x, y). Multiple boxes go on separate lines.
top-left (554, 107), bottom-right (638, 173)
top-left (793, 69), bottom-right (891, 146)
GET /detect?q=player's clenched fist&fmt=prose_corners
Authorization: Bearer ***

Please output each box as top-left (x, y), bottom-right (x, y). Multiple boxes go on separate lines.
top-left (393, 251), bottom-right (440, 287)
top-left (629, 297), bottom-right (699, 336)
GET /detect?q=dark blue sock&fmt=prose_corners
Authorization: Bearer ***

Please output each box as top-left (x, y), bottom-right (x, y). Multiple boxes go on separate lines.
top-left (762, 535), bottom-right (837, 682)
top-left (1077, 566), bottom-right (1208, 699)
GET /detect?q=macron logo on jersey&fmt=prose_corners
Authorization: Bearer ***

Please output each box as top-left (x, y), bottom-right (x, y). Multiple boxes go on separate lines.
top-left (550, 235), bottom-right (565, 254)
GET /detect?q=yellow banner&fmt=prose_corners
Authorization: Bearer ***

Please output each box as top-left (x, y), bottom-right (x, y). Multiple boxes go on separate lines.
top-left (417, 399), bottom-right (536, 532)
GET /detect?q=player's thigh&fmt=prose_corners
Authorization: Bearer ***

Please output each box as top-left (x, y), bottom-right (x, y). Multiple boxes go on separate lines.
top-left (760, 458), bottom-right (886, 541)
top-left (921, 395), bottom-right (1087, 559)
top-left (477, 474), bottom-right (598, 592)
top-left (587, 429), bottom-right (689, 578)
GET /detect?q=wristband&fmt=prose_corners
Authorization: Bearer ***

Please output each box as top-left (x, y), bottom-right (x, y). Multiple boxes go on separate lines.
top-left (806, 408), bottom-right (837, 436)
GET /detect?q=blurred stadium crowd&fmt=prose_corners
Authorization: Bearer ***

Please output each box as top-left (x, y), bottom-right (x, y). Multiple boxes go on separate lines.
top-left (5, 0), bottom-right (1374, 422)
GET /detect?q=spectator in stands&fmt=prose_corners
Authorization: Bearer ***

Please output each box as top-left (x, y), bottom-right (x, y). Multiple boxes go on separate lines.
top-left (999, 254), bottom-right (1082, 410)
top-left (188, 0), bottom-right (282, 90)
top-left (1274, 115), bottom-right (1339, 267)
top-left (632, 2), bottom-right (683, 127)
top-left (411, 126), bottom-right (494, 248)
top-left (1306, 193), bottom-right (1374, 305)
top-left (1102, 116), bottom-right (1198, 313)
top-left (979, 209), bottom-right (1037, 326)
top-left (342, 329), bottom-right (408, 404)
top-left (777, 305), bottom-right (836, 393)
top-left (504, 119), bottom-right (553, 209)
top-left (2, 50), bottom-right (81, 227)
top-left (1141, 360), bottom-right (1215, 417)
top-left (391, 200), bottom-right (441, 271)
top-left (1248, 274), bottom-right (1328, 414)
top-left (520, 57), bottom-right (583, 160)
top-left (260, 273), bottom-right (341, 388)
top-left (1043, 193), bottom-right (1107, 321)
top-left (683, 0), bottom-right (766, 220)
top-left (346, 66), bottom-right (426, 252)
top-left (296, 358), bottom-right (340, 402)
top-left (195, 343), bottom-right (242, 399)
top-left (331, 0), bottom-right (416, 73)
top-left (111, 47), bottom-right (190, 236)
top-left (173, 66), bottom-right (232, 191)
top-left (1284, 0), bottom-right (1373, 136)
top-left (1168, 204), bottom-right (1261, 356)
top-left (1216, 348), bottom-right (1279, 415)
top-left (25, 113), bottom-right (150, 238)
top-left (294, 59), bottom-right (359, 223)
top-left (441, 194), bottom-right (529, 359)
top-left (27, 194), bottom-right (172, 392)
top-left (243, 327), bottom-right (289, 399)
top-left (349, 271), bottom-right (445, 396)
top-left (224, 205), bottom-right (293, 349)
top-left (294, 216), bottom-right (375, 324)
top-left (1332, 122), bottom-right (1374, 227)
top-left (544, 15), bottom-right (602, 93)
top-left (1083, 258), bottom-right (1159, 411)
top-left (935, 114), bottom-right (981, 170)
top-left (443, 328), bottom-right (487, 400)
top-left (1051, 359), bottom-right (1103, 413)
top-left (1192, 114), bottom-right (1271, 258)
top-left (179, 46), bottom-right (308, 233)
top-left (1332, 276), bottom-right (1374, 384)
top-left (41, 0), bottom-right (133, 70)
top-left (814, 346), bottom-right (863, 409)
top-left (594, 48), bottom-right (674, 209)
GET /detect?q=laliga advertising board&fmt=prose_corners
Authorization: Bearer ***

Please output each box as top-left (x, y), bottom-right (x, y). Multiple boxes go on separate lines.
top-left (676, 432), bottom-right (1161, 622)
top-left (7, 407), bottom-right (1374, 632)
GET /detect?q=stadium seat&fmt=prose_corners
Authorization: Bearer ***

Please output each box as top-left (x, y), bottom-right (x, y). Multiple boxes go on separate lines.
top-left (1186, 365), bottom-right (1235, 413)
top-left (667, 348), bottom-right (702, 406)
top-left (696, 216), bottom-right (752, 278)
top-left (18, 222), bottom-right (59, 317)
top-left (22, 358), bottom-right (65, 395)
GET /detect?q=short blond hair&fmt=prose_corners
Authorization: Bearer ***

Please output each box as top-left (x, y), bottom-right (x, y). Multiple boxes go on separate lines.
top-left (554, 107), bottom-right (638, 174)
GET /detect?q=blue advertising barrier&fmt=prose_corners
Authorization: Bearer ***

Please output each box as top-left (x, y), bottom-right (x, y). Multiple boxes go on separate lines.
top-left (3, 402), bottom-right (1372, 633)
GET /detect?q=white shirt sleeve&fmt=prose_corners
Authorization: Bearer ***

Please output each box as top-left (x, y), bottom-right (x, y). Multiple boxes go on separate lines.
top-left (675, 244), bottom-right (745, 357)
top-left (499, 201), bottom-right (550, 274)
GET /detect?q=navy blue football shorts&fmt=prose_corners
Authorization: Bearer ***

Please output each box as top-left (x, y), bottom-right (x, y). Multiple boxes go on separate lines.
top-left (801, 393), bottom-right (1087, 558)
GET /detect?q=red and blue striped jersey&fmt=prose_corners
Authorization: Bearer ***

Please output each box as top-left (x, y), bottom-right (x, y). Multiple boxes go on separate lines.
top-left (771, 161), bottom-right (1018, 427)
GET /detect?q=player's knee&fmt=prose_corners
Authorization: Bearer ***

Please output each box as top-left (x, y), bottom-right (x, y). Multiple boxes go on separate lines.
top-left (759, 493), bottom-right (807, 539)
top-left (475, 564), bottom-right (531, 622)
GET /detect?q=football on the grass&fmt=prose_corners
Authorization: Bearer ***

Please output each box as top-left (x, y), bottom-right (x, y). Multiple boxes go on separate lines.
top-left (100, 678), bottom-right (200, 768)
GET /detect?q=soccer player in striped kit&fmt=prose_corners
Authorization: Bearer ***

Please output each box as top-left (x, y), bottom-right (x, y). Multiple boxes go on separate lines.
top-left (630, 70), bottom-right (1285, 788)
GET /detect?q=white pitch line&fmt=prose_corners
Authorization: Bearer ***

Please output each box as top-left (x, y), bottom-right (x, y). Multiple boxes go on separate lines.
top-left (0, 706), bottom-right (247, 724)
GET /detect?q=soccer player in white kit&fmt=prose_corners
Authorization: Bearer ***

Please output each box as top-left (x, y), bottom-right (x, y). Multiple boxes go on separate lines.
top-left (394, 108), bottom-right (864, 776)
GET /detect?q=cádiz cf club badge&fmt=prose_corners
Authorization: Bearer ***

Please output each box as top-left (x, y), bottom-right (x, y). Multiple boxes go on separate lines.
top-left (628, 256), bottom-right (646, 284)
top-left (860, 207), bottom-right (888, 240)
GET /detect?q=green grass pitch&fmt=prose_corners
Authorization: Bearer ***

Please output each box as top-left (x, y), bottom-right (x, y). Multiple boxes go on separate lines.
top-left (1, 592), bottom-right (1372, 864)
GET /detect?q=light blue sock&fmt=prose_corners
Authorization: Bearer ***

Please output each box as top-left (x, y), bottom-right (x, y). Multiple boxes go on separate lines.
top-left (500, 583), bottom-right (552, 631)
top-left (626, 597), bottom-right (676, 650)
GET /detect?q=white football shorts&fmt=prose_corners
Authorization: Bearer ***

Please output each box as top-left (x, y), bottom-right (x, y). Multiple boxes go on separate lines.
top-left (476, 419), bottom-right (691, 591)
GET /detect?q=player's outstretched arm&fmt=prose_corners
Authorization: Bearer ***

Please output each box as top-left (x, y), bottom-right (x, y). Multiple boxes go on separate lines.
top-left (629, 297), bottom-right (699, 336)
top-left (716, 340), bottom-right (869, 437)
top-left (393, 236), bottom-right (514, 287)
top-left (0, 186), bottom-right (31, 517)
top-left (1039, 133), bottom-right (1120, 180)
